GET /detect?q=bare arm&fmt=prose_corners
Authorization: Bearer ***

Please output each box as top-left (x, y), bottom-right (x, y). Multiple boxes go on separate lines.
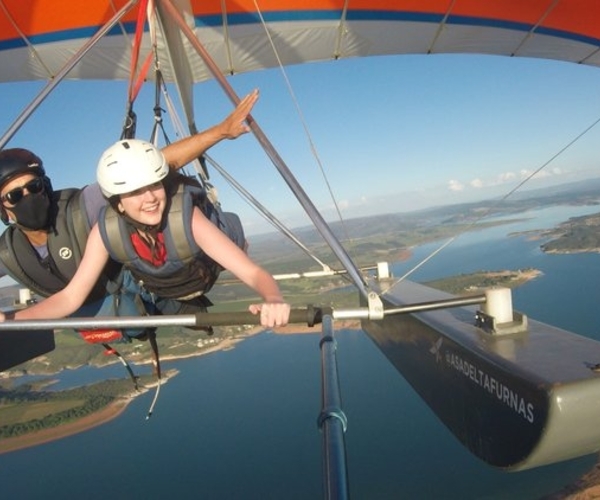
top-left (162, 89), bottom-right (259, 169)
top-left (191, 208), bottom-right (290, 327)
top-left (2, 226), bottom-right (110, 321)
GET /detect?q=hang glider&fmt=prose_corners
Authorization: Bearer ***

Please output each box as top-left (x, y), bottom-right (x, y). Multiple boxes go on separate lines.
top-left (2, 0), bottom-right (600, 494)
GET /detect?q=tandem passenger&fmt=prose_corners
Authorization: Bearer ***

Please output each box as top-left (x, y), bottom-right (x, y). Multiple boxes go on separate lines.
top-left (0, 138), bottom-right (290, 328)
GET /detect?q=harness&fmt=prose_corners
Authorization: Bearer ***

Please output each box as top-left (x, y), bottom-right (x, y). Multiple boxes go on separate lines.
top-left (98, 180), bottom-right (240, 300)
top-left (0, 188), bottom-right (120, 301)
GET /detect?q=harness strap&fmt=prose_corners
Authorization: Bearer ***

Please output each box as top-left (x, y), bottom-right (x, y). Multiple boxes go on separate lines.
top-left (127, 0), bottom-right (151, 104)
top-left (80, 329), bottom-right (162, 419)
top-left (102, 342), bottom-right (140, 391)
top-left (121, 0), bottom-right (152, 139)
top-left (103, 208), bottom-right (129, 263)
top-left (149, 69), bottom-right (172, 147)
top-left (167, 187), bottom-right (190, 260)
top-left (132, 293), bottom-right (162, 419)
top-left (136, 328), bottom-right (161, 420)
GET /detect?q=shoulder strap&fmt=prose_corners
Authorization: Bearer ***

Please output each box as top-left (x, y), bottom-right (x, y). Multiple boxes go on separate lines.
top-left (100, 204), bottom-right (130, 263)
top-left (64, 188), bottom-right (91, 262)
top-left (166, 183), bottom-right (196, 261)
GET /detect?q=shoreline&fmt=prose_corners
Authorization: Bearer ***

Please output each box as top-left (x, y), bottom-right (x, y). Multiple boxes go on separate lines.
top-left (0, 324), bottom-right (362, 455)
top-left (0, 398), bottom-right (129, 455)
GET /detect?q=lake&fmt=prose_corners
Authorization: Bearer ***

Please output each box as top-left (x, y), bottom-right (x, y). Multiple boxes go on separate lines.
top-left (1, 204), bottom-right (600, 499)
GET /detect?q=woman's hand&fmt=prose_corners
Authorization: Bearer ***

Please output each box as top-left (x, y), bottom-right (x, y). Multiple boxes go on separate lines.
top-left (249, 302), bottom-right (291, 328)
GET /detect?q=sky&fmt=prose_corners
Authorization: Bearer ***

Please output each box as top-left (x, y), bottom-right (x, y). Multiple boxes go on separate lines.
top-left (2, 53), bottom-right (600, 235)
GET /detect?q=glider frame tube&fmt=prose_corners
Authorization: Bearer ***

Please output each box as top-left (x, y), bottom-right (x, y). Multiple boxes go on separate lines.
top-left (361, 278), bottom-right (600, 470)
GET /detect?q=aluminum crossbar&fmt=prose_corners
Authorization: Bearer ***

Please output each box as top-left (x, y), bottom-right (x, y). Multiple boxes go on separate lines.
top-left (0, 294), bottom-right (488, 332)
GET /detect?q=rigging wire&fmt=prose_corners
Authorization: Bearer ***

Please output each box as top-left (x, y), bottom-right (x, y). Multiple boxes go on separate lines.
top-left (203, 153), bottom-right (341, 274)
top-left (386, 114), bottom-right (600, 291)
top-left (252, 0), bottom-right (357, 253)
top-left (110, 0), bottom-right (133, 39)
top-left (158, 78), bottom-right (220, 204)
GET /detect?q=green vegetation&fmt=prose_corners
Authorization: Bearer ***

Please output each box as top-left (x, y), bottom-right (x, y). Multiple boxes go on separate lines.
top-left (539, 213), bottom-right (600, 254)
top-left (0, 376), bottom-right (155, 440)
top-left (423, 269), bottom-right (541, 295)
top-left (244, 218), bottom-right (521, 277)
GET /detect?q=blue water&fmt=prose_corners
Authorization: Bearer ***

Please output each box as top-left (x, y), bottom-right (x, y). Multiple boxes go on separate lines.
top-left (398, 205), bottom-right (600, 338)
top-left (2, 204), bottom-right (600, 499)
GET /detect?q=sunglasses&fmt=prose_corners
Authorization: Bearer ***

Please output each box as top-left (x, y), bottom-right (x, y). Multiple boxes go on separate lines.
top-left (1, 177), bottom-right (45, 205)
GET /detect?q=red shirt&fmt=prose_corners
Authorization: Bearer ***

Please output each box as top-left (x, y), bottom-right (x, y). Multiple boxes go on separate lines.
top-left (130, 232), bottom-right (167, 266)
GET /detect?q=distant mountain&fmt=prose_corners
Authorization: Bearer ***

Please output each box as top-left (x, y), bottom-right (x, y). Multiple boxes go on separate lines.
top-left (513, 177), bottom-right (600, 199)
top-left (248, 177), bottom-right (600, 258)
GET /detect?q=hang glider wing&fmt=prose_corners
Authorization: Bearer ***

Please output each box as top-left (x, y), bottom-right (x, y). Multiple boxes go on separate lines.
top-left (0, 0), bottom-right (599, 85)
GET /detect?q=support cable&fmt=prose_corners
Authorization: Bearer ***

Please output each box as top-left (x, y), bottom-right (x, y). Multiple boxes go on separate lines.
top-left (252, 0), bottom-right (353, 247)
top-left (203, 154), bottom-right (334, 272)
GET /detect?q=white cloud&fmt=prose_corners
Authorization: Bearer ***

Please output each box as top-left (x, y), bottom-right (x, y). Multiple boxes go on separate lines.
top-left (459, 166), bottom-right (565, 192)
top-left (448, 179), bottom-right (464, 191)
top-left (337, 199), bottom-right (350, 210)
top-left (497, 171), bottom-right (516, 183)
top-left (518, 169), bottom-right (540, 179)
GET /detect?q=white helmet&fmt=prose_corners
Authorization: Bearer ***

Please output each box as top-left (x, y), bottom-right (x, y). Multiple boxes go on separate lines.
top-left (97, 139), bottom-right (169, 197)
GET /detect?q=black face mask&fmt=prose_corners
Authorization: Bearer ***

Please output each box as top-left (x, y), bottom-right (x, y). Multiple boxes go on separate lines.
top-left (10, 190), bottom-right (52, 230)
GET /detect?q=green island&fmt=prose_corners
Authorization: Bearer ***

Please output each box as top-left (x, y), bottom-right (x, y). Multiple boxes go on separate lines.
top-left (537, 212), bottom-right (600, 254)
top-left (0, 374), bottom-right (160, 440)
top-left (422, 268), bottom-right (542, 295)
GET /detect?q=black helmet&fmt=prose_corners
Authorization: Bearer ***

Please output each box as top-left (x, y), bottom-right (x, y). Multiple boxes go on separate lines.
top-left (0, 148), bottom-right (46, 187)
